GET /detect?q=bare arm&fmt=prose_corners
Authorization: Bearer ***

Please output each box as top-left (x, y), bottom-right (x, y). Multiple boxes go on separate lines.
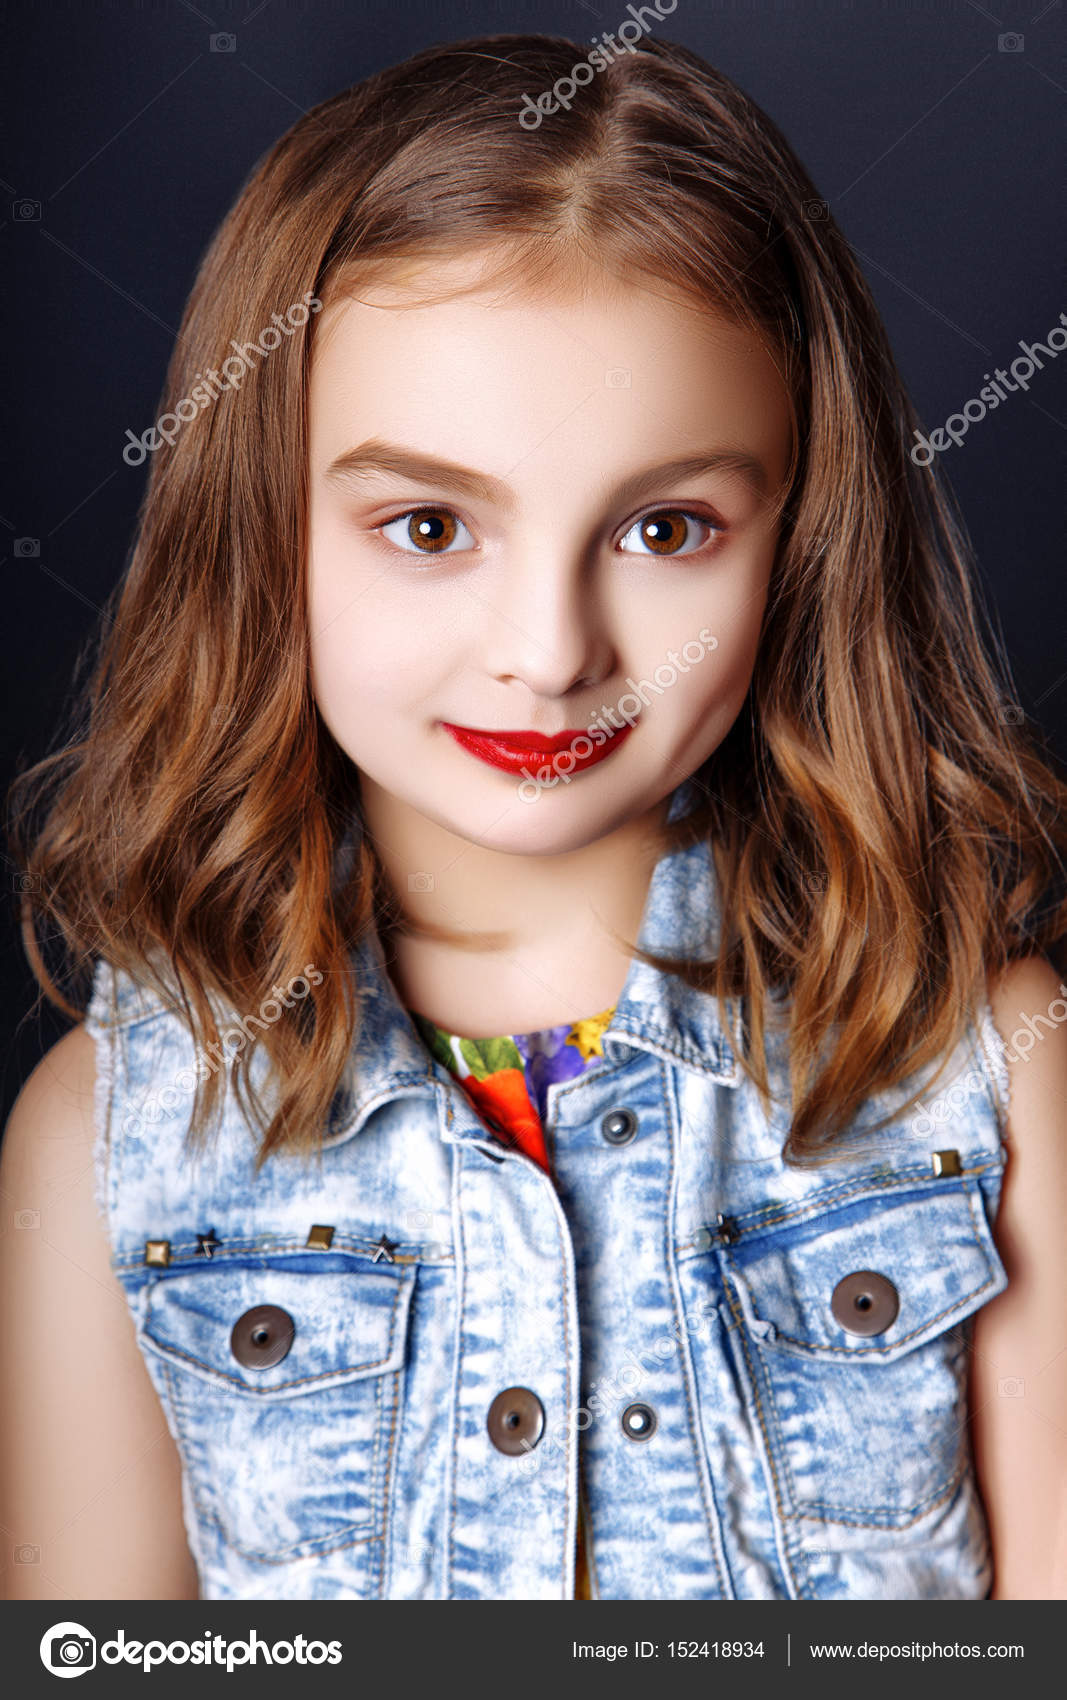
top-left (970, 955), bottom-right (1067, 1600)
top-left (0, 1023), bottom-right (200, 1599)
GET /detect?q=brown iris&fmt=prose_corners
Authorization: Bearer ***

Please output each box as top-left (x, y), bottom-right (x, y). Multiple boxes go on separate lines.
top-left (406, 509), bottom-right (457, 552)
top-left (638, 511), bottom-right (692, 554)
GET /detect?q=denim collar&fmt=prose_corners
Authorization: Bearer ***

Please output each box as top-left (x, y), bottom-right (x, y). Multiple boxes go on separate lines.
top-left (321, 776), bottom-right (741, 1148)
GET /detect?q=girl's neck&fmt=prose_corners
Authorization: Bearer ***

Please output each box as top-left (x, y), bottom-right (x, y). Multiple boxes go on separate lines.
top-left (361, 780), bottom-right (673, 1037)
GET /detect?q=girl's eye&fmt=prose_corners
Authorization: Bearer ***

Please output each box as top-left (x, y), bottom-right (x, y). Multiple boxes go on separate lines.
top-left (618, 509), bottom-right (723, 557)
top-left (376, 504), bottom-right (724, 560)
top-left (379, 507), bottom-right (475, 554)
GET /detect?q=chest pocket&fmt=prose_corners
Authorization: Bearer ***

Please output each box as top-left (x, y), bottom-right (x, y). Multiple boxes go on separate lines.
top-left (720, 1179), bottom-right (1008, 1528)
top-left (139, 1258), bottom-right (414, 1568)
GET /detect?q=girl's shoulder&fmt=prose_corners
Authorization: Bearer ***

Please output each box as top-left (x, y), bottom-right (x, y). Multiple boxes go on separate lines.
top-left (0, 1023), bottom-right (200, 1599)
top-left (3, 1023), bottom-right (98, 1171)
top-left (985, 954), bottom-right (1067, 1147)
top-left (970, 954), bottom-right (1067, 1596)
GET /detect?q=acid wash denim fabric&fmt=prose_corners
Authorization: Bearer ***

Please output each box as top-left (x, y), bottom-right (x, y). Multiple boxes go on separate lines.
top-left (85, 778), bottom-right (1011, 1601)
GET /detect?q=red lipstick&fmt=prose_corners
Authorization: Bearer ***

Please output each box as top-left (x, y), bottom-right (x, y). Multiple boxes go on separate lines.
top-left (440, 720), bottom-right (634, 776)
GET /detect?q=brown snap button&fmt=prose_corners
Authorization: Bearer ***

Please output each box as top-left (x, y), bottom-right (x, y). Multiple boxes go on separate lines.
top-left (487, 1386), bottom-right (545, 1455)
top-left (830, 1270), bottom-right (899, 1337)
top-left (230, 1304), bottom-right (296, 1368)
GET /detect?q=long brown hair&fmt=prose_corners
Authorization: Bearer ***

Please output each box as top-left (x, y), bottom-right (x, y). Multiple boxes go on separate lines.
top-left (9, 32), bottom-right (1067, 1169)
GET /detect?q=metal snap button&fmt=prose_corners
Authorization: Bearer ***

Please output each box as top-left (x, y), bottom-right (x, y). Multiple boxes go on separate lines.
top-left (600, 1108), bottom-right (638, 1146)
top-left (830, 1270), bottom-right (900, 1337)
top-left (230, 1303), bottom-right (296, 1368)
top-left (487, 1386), bottom-right (545, 1455)
top-left (621, 1402), bottom-right (657, 1440)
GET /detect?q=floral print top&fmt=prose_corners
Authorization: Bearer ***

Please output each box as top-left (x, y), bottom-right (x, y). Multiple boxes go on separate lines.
top-left (410, 1007), bottom-right (618, 1173)
top-left (409, 1002), bottom-right (618, 1600)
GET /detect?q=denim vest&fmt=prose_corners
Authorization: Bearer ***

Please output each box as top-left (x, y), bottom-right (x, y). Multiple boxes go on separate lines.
top-left (85, 779), bottom-right (1010, 1600)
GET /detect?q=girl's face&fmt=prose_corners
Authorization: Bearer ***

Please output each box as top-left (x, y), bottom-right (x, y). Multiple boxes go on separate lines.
top-left (307, 251), bottom-right (793, 857)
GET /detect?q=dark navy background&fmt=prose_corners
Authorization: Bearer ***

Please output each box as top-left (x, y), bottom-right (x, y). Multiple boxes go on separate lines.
top-left (3, 0), bottom-right (1065, 1113)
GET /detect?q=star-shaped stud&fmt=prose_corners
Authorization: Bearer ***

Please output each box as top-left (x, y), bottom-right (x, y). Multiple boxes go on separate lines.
top-left (371, 1234), bottom-right (398, 1263)
top-left (196, 1231), bottom-right (221, 1258)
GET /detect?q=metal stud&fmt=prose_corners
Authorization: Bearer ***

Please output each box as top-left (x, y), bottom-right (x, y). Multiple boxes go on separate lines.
top-left (305, 1223), bottom-right (335, 1250)
top-left (372, 1234), bottom-right (398, 1263)
top-left (144, 1239), bottom-right (171, 1266)
top-left (931, 1148), bottom-right (962, 1177)
top-left (621, 1402), bottom-right (658, 1441)
top-left (600, 1108), bottom-right (639, 1146)
top-left (196, 1231), bottom-right (221, 1258)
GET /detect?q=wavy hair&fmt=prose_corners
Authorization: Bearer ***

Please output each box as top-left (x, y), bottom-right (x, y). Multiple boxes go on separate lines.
top-left (8, 32), bottom-right (1067, 1169)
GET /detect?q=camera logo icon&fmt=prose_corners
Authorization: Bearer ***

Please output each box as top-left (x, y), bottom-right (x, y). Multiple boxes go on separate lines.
top-left (40, 1622), bottom-right (96, 1678)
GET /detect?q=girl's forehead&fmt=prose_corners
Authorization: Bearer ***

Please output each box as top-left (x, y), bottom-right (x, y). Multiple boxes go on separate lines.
top-left (314, 244), bottom-right (752, 344)
top-left (306, 246), bottom-right (793, 499)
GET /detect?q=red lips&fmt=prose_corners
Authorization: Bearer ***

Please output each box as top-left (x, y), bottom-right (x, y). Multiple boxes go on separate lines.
top-left (440, 721), bottom-right (633, 776)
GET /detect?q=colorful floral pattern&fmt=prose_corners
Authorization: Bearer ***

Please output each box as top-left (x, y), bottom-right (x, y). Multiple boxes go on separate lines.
top-left (410, 1007), bottom-right (616, 1171)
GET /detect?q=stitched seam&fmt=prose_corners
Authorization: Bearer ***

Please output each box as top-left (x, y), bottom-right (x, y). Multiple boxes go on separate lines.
top-left (162, 1356), bottom-right (218, 1533)
top-left (227, 1525), bottom-right (381, 1564)
top-left (163, 1323), bottom-right (382, 1565)
top-left (715, 1166), bottom-right (1003, 1244)
top-left (792, 1458), bottom-right (968, 1530)
top-left (549, 1052), bottom-right (655, 1107)
top-left (551, 1139), bottom-right (576, 1600)
top-left (768, 1269), bottom-right (998, 1358)
top-left (324, 1076), bottom-right (438, 1143)
top-left (748, 1188), bottom-right (997, 1356)
top-left (720, 1271), bottom-right (802, 1597)
top-left (113, 1239), bottom-right (444, 1273)
top-left (661, 1053), bottom-right (730, 1599)
top-left (144, 1338), bottom-right (397, 1387)
top-left (605, 1019), bottom-right (737, 1080)
top-left (142, 1300), bottom-right (407, 1388)
top-left (732, 1278), bottom-right (808, 1561)
top-left (371, 1367), bottom-right (386, 1596)
top-left (446, 1140), bottom-right (467, 1598)
top-left (376, 1309), bottom-right (407, 1600)
top-left (734, 1195), bottom-right (989, 1524)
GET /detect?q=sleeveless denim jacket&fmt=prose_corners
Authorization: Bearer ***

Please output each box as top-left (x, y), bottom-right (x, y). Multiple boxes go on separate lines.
top-left (85, 779), bottom-right (1011, 1600)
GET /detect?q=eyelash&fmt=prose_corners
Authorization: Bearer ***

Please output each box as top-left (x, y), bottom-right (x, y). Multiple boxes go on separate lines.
top-left (370, 503), bottom-right (728, 565)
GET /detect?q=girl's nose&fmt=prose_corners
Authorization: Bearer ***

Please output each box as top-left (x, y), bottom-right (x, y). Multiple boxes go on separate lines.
top-left (479, 548), bottom-right (613, 702)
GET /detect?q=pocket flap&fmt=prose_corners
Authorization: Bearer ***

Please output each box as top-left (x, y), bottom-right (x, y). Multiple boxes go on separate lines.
top-left (140, 1262), bottom-right (414, 1395)
top-left (728, 1183), bottom-right (1007, 1362)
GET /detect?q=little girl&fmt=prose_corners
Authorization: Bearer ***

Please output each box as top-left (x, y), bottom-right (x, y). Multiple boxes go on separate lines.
top-left (4, 32), bottom-right (1066, 1602)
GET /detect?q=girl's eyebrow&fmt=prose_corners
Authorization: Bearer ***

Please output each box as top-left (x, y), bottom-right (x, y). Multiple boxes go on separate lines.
top-left (322, 437), bottom-right (770, 511)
